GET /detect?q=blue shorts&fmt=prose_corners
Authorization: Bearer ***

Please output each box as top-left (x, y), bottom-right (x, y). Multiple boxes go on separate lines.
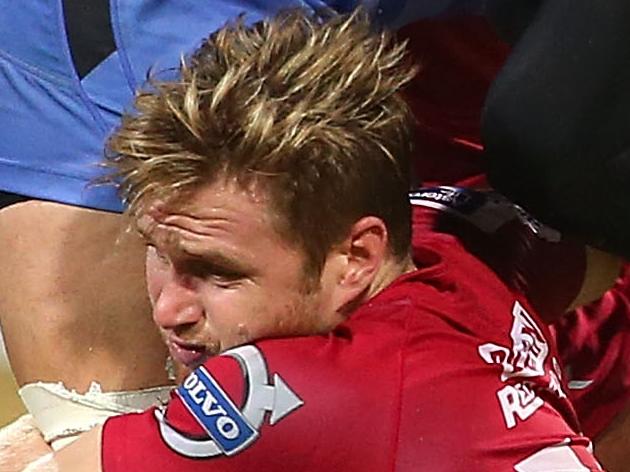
top-left (0, 0), bottom-right (323, 212)
top-left (0, 0), bottom-right (476, 212)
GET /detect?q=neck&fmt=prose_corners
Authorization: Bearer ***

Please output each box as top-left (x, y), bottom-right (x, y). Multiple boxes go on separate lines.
top-left (366, 254), bottom-right (416, 300)
top-left (334, 253), bottom-right (417, 322)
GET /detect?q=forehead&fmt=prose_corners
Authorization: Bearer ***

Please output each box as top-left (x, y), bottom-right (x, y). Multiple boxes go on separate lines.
top-left (136, 179), bottom-right (291, 252)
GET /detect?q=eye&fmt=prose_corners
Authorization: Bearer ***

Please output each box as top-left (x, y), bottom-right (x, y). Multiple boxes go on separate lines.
top-left (187, 261), bottom-right (244, 288)
top-left (209, 276), bottom-right (243, 289)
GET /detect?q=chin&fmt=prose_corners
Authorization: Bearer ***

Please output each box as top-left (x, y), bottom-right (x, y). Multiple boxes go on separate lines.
top-left (175, 364), bottom-right (192, 383)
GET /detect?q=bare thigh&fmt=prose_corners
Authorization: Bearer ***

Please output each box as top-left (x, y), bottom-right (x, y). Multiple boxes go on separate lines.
top-left (0, 200), bottom-right (169, 391)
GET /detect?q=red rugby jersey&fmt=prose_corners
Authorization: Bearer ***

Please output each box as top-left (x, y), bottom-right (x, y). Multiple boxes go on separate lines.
top-left (102, 189), bottom-right (600, 471)
top-left (400, 16), bottom-right (630, 443)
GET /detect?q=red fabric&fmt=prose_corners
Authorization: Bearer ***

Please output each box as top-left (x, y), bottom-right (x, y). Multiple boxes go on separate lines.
top-left (400, 17), bottom-right (510, 187)
top-left (552, 264), bottom-right (630, 439)
top-left (411, 195), bottom-right (586, 324)
top-left (102, 202), bottom-right (599, 471)
top-left (399, 15), bottom-right (630, 445)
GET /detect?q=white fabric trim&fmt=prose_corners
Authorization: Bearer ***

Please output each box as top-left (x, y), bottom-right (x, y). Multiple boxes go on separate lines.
top-left (19, 381), bottom-right (173, 450)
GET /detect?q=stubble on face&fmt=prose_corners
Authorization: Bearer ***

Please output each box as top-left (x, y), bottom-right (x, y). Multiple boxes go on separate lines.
top-left (137, 179), bottom-right (339, 373)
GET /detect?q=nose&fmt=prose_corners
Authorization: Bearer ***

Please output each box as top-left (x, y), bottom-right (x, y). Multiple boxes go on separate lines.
top-left (152, 274), bottom-right (204, 331)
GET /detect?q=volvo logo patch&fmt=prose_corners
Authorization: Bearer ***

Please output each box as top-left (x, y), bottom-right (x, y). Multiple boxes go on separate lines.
top-left (157, 345), bottom-right (303, 458)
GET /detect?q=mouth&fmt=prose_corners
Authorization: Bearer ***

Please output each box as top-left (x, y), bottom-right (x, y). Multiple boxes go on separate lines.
top-left (166, 336), bottom-right (211, 369)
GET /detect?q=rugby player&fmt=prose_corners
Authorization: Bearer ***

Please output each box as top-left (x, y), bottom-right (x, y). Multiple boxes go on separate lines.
top-left (0, 0), bottom-right (487, 454)
top-left (4, 1), bottom-right (629, 469)
top-left (11, 10), bottom-right (607, 471)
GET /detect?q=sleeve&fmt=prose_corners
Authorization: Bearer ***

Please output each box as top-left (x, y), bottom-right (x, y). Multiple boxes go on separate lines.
top-left (397, 300), bottom-right (605, 471)
top-left (482, 0), bottom-right (630, 258)
top-left (100, 337), bottom-right (403, 472)
top-left (102, 344), bottom-right (306, 471)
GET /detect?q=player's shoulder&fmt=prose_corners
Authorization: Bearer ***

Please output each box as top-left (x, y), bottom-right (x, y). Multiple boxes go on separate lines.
top-left (137, 335), bottom-right (405, 471)
top-left (101, 298), bottom-right (588, 471)
top-left (409, 186), bottom-right (587, 321)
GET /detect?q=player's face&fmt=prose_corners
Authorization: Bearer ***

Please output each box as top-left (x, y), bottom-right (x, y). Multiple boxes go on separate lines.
top-left (138, 179), bottom-right (338, 371)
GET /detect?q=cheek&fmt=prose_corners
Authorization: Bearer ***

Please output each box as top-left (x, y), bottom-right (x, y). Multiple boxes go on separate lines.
top-left (197, 286), bottom-right (264, 335)
top-left (198, 286), bottom-right (247, 319)
top-left (145, 253), bottom-right (167, 305)
top-left (256, 287), bottom-right (313, 336)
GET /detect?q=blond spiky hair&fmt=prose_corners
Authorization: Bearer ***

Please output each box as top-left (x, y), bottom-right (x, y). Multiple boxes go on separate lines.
top-left (107, 8), bottom-right (418, 272)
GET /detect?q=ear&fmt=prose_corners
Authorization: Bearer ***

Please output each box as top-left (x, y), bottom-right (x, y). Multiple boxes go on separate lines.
top-left (325, 216), bottom-right (390, 315)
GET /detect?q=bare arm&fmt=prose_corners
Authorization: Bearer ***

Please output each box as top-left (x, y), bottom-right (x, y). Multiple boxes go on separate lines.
top-left (0, 415), bottom-right (52, 472)
top-left (0, 202), bottom-right (169, 392)
top-left (567, 246), bottom-right (623, 312)
top-left (594, 403), bottom-right (630, 472)
top-left (23, 426), bottom-right (102, 472)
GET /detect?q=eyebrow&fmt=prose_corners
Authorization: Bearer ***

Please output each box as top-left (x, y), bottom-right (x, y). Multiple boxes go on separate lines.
top-left (137, 216), bottom-right (256, 276)
top-left (178, 245), bottom-right (254, 276)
